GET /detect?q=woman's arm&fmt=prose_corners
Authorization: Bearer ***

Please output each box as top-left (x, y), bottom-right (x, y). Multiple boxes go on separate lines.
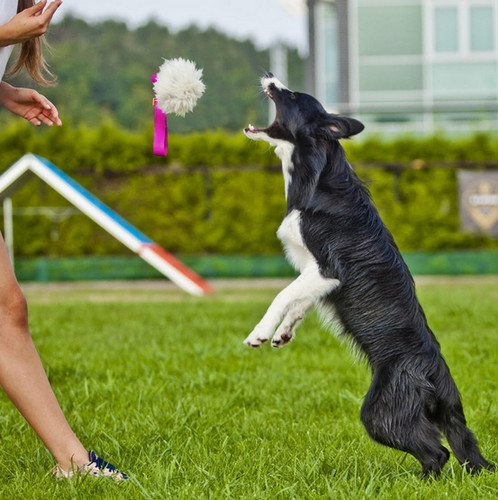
top-left (0, 0), bottom-right (62, 47)
top-left (0, 80), bottom-right (61, 125)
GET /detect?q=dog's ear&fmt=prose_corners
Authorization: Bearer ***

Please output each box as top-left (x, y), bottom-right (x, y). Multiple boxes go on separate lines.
top-left (325, 115), bottom-right (364, 139)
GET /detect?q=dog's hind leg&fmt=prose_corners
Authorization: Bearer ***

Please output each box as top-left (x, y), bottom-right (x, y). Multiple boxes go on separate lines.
top-left (360, 368), bottom-right (450, 476)
top-left (426, 360), bottom-right (495, 473)
top-left (439, 397), bottom-right (495, 473)
top-left (244, 265), bottom-right (339, 348)
top-left (443, 412), bottom-right (494, 473)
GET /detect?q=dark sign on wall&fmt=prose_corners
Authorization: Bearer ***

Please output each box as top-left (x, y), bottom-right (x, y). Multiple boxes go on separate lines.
top-left (458, 171), bottom-right (498, 237)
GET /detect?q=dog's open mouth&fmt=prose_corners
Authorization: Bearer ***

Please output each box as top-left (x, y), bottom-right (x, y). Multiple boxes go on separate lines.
top-left (245, 120), bottom-right (273, 135)
top-left (245, 88), bottom-right (275, 135)
top-left (245, 74), bottom-right (282, 136)
top-left (245, 123), bottom-right (265, 134)
top-left (263, 87), bottom-right (274, 99)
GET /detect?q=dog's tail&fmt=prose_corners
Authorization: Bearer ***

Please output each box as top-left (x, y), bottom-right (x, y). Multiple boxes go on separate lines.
top-left (436, 371), bottom-right (494, 473)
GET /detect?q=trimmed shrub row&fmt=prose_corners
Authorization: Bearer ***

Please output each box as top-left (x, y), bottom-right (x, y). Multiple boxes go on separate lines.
top-left (1, 122), bottom-right (497, 257)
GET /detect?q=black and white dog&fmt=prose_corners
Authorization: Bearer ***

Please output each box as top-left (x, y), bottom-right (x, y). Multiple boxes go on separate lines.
top-left (243, 73), bottom-right (494, 476)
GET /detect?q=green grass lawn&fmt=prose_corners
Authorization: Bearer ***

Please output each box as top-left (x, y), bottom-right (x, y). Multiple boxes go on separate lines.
top-left (0, 278), bottom-right (496, 499)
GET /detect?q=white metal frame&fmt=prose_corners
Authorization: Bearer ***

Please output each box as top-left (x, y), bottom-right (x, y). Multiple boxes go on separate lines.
top-left (0, 154), bottom-right (213, 295)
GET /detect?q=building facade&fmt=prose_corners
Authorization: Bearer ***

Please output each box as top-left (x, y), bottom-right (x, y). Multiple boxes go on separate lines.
top-left (308, 0), bottom-right (498, 133)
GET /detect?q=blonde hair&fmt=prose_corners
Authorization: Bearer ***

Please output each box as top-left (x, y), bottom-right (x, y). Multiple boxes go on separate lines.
top-left (6, 0), bottom-right (56, 86)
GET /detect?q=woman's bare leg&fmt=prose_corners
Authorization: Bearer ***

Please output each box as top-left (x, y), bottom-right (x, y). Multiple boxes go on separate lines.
top-left (0, 232), bottom-right (88, 470)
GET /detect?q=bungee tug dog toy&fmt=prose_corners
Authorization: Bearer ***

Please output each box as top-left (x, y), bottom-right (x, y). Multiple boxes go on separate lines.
top-left (152, 58), bottom-right (205, 156)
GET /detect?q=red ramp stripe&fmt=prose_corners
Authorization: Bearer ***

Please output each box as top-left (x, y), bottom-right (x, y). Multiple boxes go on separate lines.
top-left (143, 244), bottom-right (214, 294)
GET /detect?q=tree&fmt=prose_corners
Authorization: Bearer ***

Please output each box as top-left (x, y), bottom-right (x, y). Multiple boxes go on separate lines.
top-left (3, 16), bottom-right (305, 133)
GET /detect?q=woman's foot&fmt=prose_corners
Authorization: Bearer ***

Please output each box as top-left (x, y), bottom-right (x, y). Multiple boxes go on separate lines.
top-left (53, 450), bottom-right (128, 481)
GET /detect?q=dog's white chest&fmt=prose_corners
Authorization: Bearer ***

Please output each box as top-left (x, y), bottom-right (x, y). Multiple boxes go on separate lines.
top-left (277, 210), bottom-right (314, 273)
top-left (274, 142), bottom-right (294, 199)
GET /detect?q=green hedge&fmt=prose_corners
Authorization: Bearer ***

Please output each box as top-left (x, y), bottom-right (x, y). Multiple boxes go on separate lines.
top-left (1, 122), bottom-right (497, 257)
top-left (2, 121), bottom-right (498, 170)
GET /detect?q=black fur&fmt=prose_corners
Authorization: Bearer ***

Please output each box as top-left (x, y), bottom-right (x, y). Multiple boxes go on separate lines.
top-left (246, 73), bottom-right (494, 476)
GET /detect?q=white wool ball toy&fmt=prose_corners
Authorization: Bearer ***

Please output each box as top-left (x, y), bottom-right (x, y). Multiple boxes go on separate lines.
top-left (153, 58), bottom-right (205, 117)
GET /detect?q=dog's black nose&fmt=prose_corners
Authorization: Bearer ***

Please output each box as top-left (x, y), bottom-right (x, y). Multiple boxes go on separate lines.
top-left (264, 72), bottom-right (274, 79)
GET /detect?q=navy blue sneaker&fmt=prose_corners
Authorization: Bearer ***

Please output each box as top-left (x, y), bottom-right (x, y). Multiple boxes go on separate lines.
top-left (53, 450), bottom-right (128, 481)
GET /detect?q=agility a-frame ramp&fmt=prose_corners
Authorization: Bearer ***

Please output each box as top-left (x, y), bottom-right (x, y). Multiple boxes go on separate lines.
top-left (0, 154), bottom-right (213, 296)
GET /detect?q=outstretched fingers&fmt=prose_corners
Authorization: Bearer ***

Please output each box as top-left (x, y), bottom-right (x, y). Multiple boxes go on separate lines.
top-left (23, 93), bottom-right (62, 126)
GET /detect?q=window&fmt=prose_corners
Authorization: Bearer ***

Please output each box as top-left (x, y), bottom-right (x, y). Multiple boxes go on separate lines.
top-left (317, 2), bottom-right (339, 104)
top-left (358, 5), bottom-right (423, 56)
top-left (434, 7), bottom-right (459, 53)
top-left (470, 6), bottom-right (494, 52)
top-left (431, 4), bottom-right (497, 97)
top-left (432, 61), bottom-right (497, 93)
top-left (433, 3), bottom-right (495, 54)
top-left (359, 64), bottom-right (423, 92)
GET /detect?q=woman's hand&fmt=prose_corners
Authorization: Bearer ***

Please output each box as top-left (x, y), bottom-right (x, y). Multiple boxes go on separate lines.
top-left (0, 0), bottom-right (63, 47)
top-left (0, 81), bottom-right (61, 126)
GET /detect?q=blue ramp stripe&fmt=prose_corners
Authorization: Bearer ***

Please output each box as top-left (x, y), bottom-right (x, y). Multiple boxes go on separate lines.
top-left (33, 155), bottom-right (152, 244)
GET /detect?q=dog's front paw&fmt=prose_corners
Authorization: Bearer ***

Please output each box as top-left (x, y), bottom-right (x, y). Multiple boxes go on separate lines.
top-left (243, 327), bottom-right (271, 348)
top-left (271, 317), bottom-right (299, 348)
top-left (271, 330), bottom-right (294, 348)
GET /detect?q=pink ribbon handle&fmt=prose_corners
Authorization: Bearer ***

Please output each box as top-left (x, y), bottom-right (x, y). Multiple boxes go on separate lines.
top-left (151, 74), bottom-right (168, 156)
